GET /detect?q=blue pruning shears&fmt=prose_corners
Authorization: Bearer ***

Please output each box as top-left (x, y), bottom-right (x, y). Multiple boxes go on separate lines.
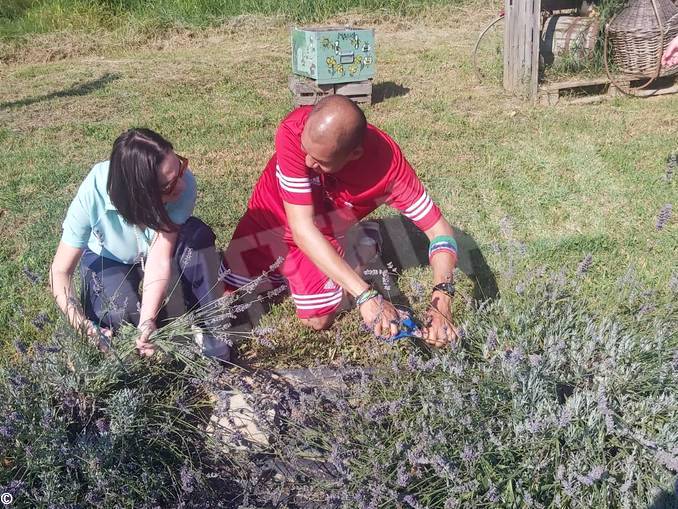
top-left (389, 306), bottom-right (421, 342)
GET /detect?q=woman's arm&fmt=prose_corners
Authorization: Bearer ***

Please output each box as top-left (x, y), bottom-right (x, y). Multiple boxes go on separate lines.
top-left (49, 241), bottom-right (111, 347)
top-left (136, 229), bottom-right (178, 356)
top-left (50, 242), bottom-right (88, 330)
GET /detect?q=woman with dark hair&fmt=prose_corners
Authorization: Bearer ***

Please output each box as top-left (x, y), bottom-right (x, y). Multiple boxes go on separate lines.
top-left (50, 128), bottom-right (228, 359)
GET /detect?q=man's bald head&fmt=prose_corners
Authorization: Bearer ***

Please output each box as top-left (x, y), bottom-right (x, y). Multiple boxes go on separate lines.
top-left (304, 95), bottom-right (367, 158)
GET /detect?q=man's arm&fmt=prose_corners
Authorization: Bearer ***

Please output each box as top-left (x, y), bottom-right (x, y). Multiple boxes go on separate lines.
top-left (284, 201), bottom-right (400, 337)
top-left (422, 215), bottom-right (458, 347)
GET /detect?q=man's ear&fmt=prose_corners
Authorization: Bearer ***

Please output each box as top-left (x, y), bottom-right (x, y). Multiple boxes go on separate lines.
top-left (348, 145), bottom-right (364, 161)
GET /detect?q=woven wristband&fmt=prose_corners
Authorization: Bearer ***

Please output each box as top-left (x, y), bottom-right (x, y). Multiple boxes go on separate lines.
top-left (428, 235), bottom-right (458, 261)
top-left (356, 288), bottom-right (379, 307)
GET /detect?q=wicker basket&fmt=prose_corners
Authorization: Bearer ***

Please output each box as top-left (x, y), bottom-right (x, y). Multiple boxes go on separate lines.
top-left (606, 0), bottom-right (678, 78)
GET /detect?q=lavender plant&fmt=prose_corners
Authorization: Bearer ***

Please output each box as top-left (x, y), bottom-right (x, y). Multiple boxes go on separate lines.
top-left (0, 277), bottom-right (292, 508)
top-left (225, 268), bottom-right (677, 508)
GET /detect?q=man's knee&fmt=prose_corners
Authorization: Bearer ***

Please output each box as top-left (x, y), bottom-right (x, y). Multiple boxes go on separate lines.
top-left (300, 313), bottom-right (336, 331)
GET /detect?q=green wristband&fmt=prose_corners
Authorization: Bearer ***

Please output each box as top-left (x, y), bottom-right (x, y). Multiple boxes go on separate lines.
top-left (356, 288), bottom-right (379, 307)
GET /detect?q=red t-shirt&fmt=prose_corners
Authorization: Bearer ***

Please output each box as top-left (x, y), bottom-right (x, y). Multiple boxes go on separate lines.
top-left (244, 106), bottom-right (442, 243)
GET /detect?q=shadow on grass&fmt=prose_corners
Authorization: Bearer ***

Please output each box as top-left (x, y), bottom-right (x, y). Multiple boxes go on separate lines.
top-left (229, 215), bottom-right (498, 336)
top-left (372, 81), bottom-right (410, 104)
top-left (369, 215), bottom-right (499, 306)
top-left (0, 73), bottom-right (119, 110)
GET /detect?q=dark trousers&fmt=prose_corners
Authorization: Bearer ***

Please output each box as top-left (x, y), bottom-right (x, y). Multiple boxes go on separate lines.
top-left (80, 217), bottom-right (220, 331)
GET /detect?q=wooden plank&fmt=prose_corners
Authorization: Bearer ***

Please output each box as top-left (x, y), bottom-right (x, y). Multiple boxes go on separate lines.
top-left (631, 82), bottom-right (678, 97)
top-left (334, 80), bottom-right (372, 95)
top-left (503, 0), bottom-right (540, 99)
top-left (536, 75), bottom-right (678, 105)
top-left (503, 0), bottom-right (515, 90)
top-left (541, 0), bottom-right (578, 10)
top-left (529, 0), bottom-right (541, 101)
top-left (542, 77), bottom-right (611, 90)
top-left (289, 75), bottom-right (333, 95)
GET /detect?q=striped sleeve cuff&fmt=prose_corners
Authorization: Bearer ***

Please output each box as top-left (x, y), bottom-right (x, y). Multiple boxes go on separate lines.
top-left (401, 191), bottom-right (442, 230)
top-left (276, 164), bottom-right (314, 204)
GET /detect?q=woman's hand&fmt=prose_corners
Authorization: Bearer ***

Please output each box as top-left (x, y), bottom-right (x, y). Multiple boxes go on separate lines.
top-left (136, 320), bottom-right (157, 357)
top-left (85, 321), bottom-right (113, 352)
top-left (662, 35), bottom-right (678, 68)
top-left (359, 296), bottom-right (400, 339)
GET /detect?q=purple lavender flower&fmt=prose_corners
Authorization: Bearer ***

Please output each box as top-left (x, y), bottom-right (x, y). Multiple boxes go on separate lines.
top-left (666, 152), bottom-right (676, 183)
top-left (588, 465), bottom-right (606, 481)
top-left (485, 329), bottom-right (498, 351)
top-left (22, 266), bottom-right (41, 284)
top-left (528, 354), bottom-right (542, 367)
top-left (576, 254), bottom-right (593, 276)
top-left (577, 465), bottom-right (606, 486)
top-left (95, 417), bottom-right (110, 434)
top-left (406, 354), bottom-right (419, 372)
top-left (411, 280), bottom-right (424, 300)
top-left (597, 385), bottom-right (614, 432)
top-left (403, 494), bottom-right (425, 509)
top-left (63, 391), bottom-right (77, 409)
top-left (421, 357), bottom-right (441, 372)
top-left (13, 340), bottom-right (27, 355)
top-left (180, 464), bottom-right (195, 493)
top-left (655, 204), bottom-right (672, 230)
top-left (669, 273), bottom-right (678, 293)
top-left (461, 444), bottom-right (478, 463)
top-left (254, 335), bottom-right (275, 349)
top-left (486, 483), bottom-right (499, 502)
top-left (179, 247), bottom-right (193, 269)
top-left (558, 407), bottom-right (572, 428)
top-left (507, 347), bottom-right (525, 366)
top-left (365, 402), bottom-right (390, 422)
top-left (9, 374), bottom-right (28, 389)
top-left (655, 451), bottom-right (678, 472)
top-left (396, 464), bottom-right (410, 487)
top-left (31, 312), bottom-right (51, 330)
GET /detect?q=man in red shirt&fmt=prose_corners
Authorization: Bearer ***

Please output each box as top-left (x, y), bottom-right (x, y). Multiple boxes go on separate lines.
top-left (222, 96), bottom-right (458, 346)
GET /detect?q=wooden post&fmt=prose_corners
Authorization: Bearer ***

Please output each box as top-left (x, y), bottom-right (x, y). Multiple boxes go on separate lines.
top-left (503, 0), bottom-right (541, 101)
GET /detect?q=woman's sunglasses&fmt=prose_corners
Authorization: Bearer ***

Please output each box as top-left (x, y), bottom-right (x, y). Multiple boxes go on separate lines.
top-left (161, 155), bottom-right (188, 196)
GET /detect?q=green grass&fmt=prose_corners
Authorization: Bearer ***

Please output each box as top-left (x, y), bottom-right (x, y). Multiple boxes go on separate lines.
top-left (0, 0), bottom-right (676, 367)
top-left (0, 0), bottom-right (459, 40)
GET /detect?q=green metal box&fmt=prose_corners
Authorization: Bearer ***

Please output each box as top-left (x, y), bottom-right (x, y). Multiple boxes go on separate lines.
top-left (291, 26), bottom-right (376, 85)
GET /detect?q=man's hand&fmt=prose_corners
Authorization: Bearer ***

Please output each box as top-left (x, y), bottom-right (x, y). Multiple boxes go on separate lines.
top-left (136, 320), bottom-right (157, 357)
top-left (422, 293), bottom-right (458, 348)
top-left (662, 35), bottom-right (678, 68)
top-left (359, 296), bottom-right (400, 338)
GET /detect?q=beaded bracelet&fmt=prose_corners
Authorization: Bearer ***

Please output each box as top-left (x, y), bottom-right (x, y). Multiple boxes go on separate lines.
top-left (428, 234), bottom-right (458, 262)
top-left (356, 287), bottom-right (380, 307)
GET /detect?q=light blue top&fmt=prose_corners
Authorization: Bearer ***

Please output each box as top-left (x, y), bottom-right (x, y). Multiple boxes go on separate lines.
top-left (61, 160), bottom-right (197, 264)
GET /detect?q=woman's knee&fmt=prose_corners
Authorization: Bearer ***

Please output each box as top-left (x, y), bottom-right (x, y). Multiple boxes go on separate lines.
top-left (180, 217), bottom-right (216, 250)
